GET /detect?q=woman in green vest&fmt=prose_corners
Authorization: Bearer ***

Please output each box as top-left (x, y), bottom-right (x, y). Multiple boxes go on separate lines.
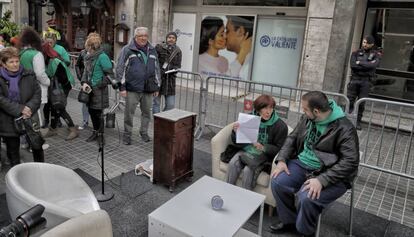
top-left (18, 27), bottom-right (48, 159)
top-left (43, 32), bottom-right (71, 66)
top-left (42, 43), bottom-right (78, 140)
top-left (19, 27), bottom-right (50, 122)
top-left (42, 31), bottom-right (70, 128)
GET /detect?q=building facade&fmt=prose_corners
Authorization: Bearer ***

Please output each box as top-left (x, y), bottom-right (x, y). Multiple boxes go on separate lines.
top-left (13, 0), bottom-right (414, 102)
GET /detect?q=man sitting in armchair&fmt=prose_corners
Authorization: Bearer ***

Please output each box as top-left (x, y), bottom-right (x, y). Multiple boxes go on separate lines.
top-left (270, 91), bottom-right (359, 236)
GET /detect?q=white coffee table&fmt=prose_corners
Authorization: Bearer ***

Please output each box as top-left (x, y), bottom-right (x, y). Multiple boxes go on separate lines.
top-left (148, 175), bottom-right (265, 237)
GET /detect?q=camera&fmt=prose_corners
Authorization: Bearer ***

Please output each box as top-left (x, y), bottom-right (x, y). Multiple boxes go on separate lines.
top-left (105, 76), bottom-right (121, 90)
top-left (0, 204), bottom-right (46, 237)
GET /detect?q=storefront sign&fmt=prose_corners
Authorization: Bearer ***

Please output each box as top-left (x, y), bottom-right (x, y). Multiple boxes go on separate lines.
top-left (259, 35), bottom-right (298, 50)
top-left (251, 18), bottom-right (305, 88)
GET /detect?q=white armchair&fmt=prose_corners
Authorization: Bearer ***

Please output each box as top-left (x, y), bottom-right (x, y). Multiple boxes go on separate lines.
top-left (5, 163), bottom-right (100, 235)
top-left (211, 122), bottom-right (292, 212)
top-left (40, 210), bottom-right (113, 237)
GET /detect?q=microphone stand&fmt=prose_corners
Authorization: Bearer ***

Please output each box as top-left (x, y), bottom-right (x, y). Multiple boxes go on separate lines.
top-left (95, 83), bottom-right (114, 202)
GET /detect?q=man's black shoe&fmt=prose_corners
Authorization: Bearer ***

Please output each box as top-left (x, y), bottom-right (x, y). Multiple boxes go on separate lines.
top-left (302, 234), bottom-right (315, 237)
top-left (356, 123), bottom-right (362, 130)
top-left (123, 134), bottom-right (131, 145)
top-left (269, 221), bottom-right (296, 233)
top-left (140, 133), bottom-right (151, 143)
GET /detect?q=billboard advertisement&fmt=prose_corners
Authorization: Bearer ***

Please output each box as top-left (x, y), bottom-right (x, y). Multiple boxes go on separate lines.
top-left (198, 15), bottom-right (255, 80)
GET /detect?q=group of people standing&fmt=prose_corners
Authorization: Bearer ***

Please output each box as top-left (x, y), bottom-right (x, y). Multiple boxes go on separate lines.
top-left (0, 25), bottom-right (183, 167)
top-left (113, 27), bottom-right (182, 145)
top-left (0, 26), bottom-right (78, 166)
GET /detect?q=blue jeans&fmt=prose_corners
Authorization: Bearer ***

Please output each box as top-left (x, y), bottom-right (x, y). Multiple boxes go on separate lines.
top-left (152, 95), bottom-right (175, 114)
top-left (82, 103), bottom-right (89, 125)
top-left (271, 159), bottom-right (347, 235)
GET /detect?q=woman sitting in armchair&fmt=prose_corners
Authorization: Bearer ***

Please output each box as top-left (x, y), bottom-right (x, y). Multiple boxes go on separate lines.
top-left (226, 94), bottom-right (288, 190)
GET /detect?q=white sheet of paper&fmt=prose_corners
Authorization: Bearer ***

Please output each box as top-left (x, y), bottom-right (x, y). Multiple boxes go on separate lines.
top-left (236, 113), bottom-right (261, 143)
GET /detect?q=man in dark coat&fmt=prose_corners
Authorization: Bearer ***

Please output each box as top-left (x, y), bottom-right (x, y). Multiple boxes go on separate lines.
top-left (347, 35), bottom-right (381, 130)
top-left (153, 32), bottom-right (182, 113)
top-left (270, 91), bottom-right (359, 237)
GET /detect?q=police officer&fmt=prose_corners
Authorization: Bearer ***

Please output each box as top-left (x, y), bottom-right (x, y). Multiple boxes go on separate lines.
top-left (347, 35), bottom-right (381, 130)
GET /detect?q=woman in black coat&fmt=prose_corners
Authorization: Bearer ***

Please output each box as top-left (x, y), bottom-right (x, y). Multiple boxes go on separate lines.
top-left (226, 95), bottom-right (288, 190)
top-left (0, 47), bottom-right (41, 166)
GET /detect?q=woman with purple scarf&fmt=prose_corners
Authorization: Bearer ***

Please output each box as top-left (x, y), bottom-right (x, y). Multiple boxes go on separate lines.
top-left (0, 47), bottom-right (41, 166)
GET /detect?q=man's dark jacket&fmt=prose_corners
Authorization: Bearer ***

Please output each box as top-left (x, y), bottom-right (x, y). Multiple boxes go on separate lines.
top-left (115, 40), bottom-right (160, 93)
top-left (350, 48), bottom-right (381, 78)
top-left (276, 115), bottom-right (359, 188)
top-left (0, 69), bottom-right (41, 137)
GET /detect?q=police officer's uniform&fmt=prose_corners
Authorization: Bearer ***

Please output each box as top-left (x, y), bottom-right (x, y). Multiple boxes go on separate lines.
top-left (347, 47), bottom-right (381, 128)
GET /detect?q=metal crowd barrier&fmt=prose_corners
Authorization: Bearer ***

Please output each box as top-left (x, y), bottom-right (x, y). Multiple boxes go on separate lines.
top-left (202, 76), bottom-right (350, 135)
top-left (354, 98), bottom-right (414, 180)
top-left (169, 70), bottom-right (204, 139)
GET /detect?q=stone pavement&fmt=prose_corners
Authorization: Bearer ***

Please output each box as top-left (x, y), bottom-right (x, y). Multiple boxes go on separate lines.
top-left (0, 92), bottom-right (413, 231)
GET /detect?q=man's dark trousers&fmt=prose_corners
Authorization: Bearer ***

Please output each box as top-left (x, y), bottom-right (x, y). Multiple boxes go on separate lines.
top-left (271, 159), bottom-right (347, 235)
top-left (347, 77), bottom-right (371, 123)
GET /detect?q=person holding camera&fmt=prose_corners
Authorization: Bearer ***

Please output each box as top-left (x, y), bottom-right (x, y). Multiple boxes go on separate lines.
top-left (80, 34), bottom-right (114, 142)
top-left (42, 42), bottom-right (78, 140)
top-left (115, 27), bottom-right (161, 144)
top-left (347, 35), bottom-right (381, 130)
top-left (0, 47), bottom-right (42, 166)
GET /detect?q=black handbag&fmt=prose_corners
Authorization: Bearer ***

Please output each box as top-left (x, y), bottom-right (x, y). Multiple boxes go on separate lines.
top-left (220, 144), bottom-right (241, 163)
top-left (77, 89), bottom-right (90, 104)
top-left (15, 118), bottom-right (45, 150)
top-left (14, 117), bottom-right (26, 135)
top-left (49, 77), bottom-right (66, 110)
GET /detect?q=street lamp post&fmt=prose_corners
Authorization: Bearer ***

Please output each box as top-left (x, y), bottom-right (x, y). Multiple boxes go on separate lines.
top-left (80, 0), bottom-right (91, 15)
top-left (28, 0), bottom-right (49, 32)
top-left (46, 1), bottom-right (55, 16)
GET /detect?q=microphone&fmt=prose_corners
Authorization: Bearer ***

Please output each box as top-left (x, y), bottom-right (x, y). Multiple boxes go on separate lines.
top-left (165, 69), bottom-right (179, 74)
top-left (104, 75), bottom-right (121, 90)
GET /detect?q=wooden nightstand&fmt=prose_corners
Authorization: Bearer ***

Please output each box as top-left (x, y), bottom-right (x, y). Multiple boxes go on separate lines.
top-left (153, 109), bottom-right (196, 192)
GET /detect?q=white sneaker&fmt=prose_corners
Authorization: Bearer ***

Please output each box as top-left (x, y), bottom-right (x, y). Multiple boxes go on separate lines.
top-left (42, 144), bottom-right (50, 150)
top-left (78, 125), bottom-right (84, 130)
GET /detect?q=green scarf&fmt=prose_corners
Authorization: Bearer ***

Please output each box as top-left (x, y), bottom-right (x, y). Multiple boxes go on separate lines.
top-left (298, 100), bottom-right (346, 169)
top-left (243, 111), bottom-right (280, 156)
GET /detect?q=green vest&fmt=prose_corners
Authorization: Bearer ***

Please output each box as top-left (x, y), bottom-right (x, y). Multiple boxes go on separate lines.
top-left (46, 58), bottom-right (75, 86)
top-left (53, 44), bottom-right (70, 65)
top-left (20, 48), bottom-right (38, 70)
